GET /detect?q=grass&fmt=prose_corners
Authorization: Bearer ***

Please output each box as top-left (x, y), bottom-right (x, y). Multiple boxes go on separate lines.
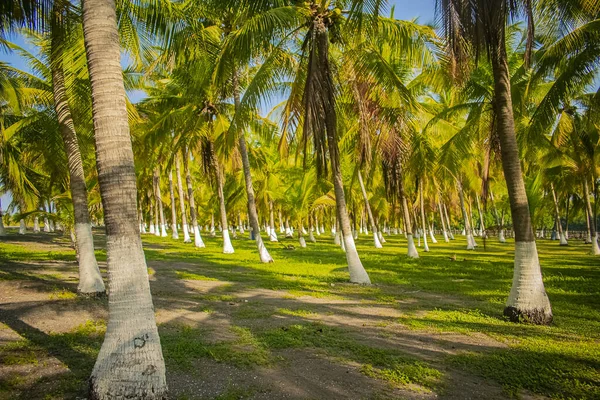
top-left (0, 229), bottom-right (599, 399)
top-left (161, 325), bottom-right (271, 370)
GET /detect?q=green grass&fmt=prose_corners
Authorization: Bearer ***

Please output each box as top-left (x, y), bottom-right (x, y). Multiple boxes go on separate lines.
top-left (175, 270), bottom-right (219, 281)
top-left (160, 325), bottom-right (271, 370)
top-left (0, 230), bottom-right (599, 399)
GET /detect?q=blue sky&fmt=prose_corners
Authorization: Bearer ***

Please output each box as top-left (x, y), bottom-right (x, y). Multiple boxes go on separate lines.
top-left (0, 1), bottom-right (435, 87)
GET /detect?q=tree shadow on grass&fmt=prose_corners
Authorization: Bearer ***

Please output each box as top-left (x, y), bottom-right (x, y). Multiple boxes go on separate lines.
top-left (0, 302), bottom-right (101, 399)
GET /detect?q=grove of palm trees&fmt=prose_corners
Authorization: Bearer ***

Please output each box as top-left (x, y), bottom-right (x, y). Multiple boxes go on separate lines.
top-left (0, 0), bottom-right (599, 399)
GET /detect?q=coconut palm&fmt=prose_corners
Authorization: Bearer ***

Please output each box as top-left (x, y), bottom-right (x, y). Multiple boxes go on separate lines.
top-left (437, 0), bottom-right (552, 324)
top-left (81, 0), bottom-right (166, 396)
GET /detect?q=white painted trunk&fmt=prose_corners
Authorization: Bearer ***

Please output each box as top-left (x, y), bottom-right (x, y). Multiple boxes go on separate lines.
top-left (154, 224), bottom-right (160, 237)
top-left (149, 224), bottom-right (155, 234)
top-left (222, 229), bottom-right (234, 254)
top-left (309, 230), bottom-right (316, 242)
top-left (160, 224), bottom-right (167, 237)
top-left (320, 225), bottom-right (325, 234)
top-left (183, 224), bottom-right (191, 243)
top-left (378, 230), bottom-right (386, 244)
top-left (429, 230), bottom-right (438, 244)
top-left (407, 234), bottom-right (419, 258)
top-left (359, 226), bottom-right (363, 234)
top-left (461, 229), bottom-right (466, 235)
top-left (353, 229), bottom-right (358, 240)
top-left (466, 234), bottom-right (475, 250)
top-left (0, 217), bottom-right (6, 236)
top-left (299, 236), bottom-right (306, 248)
top-left (302, 227), bottom-right (308, 235)
top-left (194, 224), bottom-right (205, 248)
top-left (171, 223), bottom-right (178, 239)
top-left (343, 234), bottom-right (370, 284)
top-left (334, 231), bottom-right (341, 246)
top-left (270, 228), bottom-right (278, 242)
top-left (559, 232), bottom-right (568, 246)
top-left (499, 229), bottom-right (506, 243)
top-left (373, 232), bottom-right (383, 248)
top-left (49, 220), bottom-right (55, 232)
top-left (19, 219), bottom-right (26, 235)
top-left (340, 235), bottom-right (346, 252)
top-left (423, 232), bottom-right (429, 252)
top-left (141, 223), bottom-right (147, 234)
top-left (505, 241), bottom-right (553, 323)
top-left (443, 230), bottom-right (449, 243)
top-left (44, 217), bottom-right (50, 232)
top-left (33, 217), bottom-right (40, 232)
top-left (75, 222), bottom-right (106, 294)
top-left (592, 234), bottom-right (600, 255)
top-left (256, 235), bottom-right (273, 263)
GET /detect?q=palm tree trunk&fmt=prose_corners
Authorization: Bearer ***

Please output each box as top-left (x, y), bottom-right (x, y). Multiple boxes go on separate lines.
top-left (468, 197), bottom-right (478, 241)
top-left (269, 201), bottom-right (278, 241)
top-left (489, 191), bottom-right (505, 243)
top-left (303, 20), bottom-right (369, 283)
top-left (175, 155), bottom-right (191, 242)
top-left (232, 70), bottom-right (272, 262)
top-left (490, 38), bottom-right (552, 324)
top-left (138, 206), bottom-right (146, 233)
top-left (82, 0), bottom-right (166, 396)
top-left (476, 194), bottom-right (486, 237)
top-left (214, 161), bottom-right (234, 254)
top-left (152, 173), bottom-right (160, 237)
top-left (419, 180), bottom-right (430, 252)
top-left (565, 195), bottom-right (570, 239)
top-left (458, 181), bottom-right (475, 250)
top-left (148, 192), bottom-right (155, 235)
top-left (238, 211), bottom-right (245, 234)
top-left (550, 183), bottom-right (567, 245)
top-left (358, 171), bottom-right (382, 248)
top-left (400, 175), bottom-right (418, 258)
top-left (154, 168), bottom-right (167, 237)
top-left (437, 197), bottom-right (449, 243)
top-left (51, 54), bottom-right (105, 295)
top-left (443, 202), bottom-right (454, 240)
top-left (168, 170), bottom-right (179, 239)
top-left (183, 149), bottom-right (205, 248)
top-left (298, 220), bottom-right (307, 248)
top-left (584, 180), bottom-right (599, 255)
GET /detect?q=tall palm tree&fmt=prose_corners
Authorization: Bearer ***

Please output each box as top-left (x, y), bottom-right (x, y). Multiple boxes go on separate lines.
top-left (50, 9), bottom-right (105, 295)
top-left (81, 0), bottom-right (166, 397)
top-left (438, 0), bottom-right (552, 324)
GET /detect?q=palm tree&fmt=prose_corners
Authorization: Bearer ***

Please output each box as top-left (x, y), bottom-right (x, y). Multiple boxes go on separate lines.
top-left (50, 10), bottom-right (105, 295)
top-left (438, 0), bottom-right (552, 324)
top-left (81, 0), bottom-right (166, 396)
